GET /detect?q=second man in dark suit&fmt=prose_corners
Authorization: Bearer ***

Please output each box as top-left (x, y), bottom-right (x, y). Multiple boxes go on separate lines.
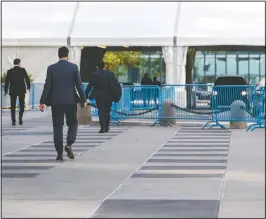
top-left (4, 58), bottom-right (31, 126)
top-left (86, 61), bottom-right (116, 133)
top-left (39, 47), bottom-right (86, 161)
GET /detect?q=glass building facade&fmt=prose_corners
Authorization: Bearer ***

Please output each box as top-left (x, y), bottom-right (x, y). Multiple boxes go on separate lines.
top-left (117, 50), bottom-right (166, 85)
top-left (193, 51), bottom-right (265, 85)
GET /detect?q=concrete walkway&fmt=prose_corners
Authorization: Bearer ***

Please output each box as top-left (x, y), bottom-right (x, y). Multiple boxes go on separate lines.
top-left (1, 111), bottom-right (265, 218)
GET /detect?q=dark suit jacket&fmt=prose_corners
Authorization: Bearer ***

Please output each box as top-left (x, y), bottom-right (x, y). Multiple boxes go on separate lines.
top-left (85, 69), bottom-right (116, 101)
top-left (141, 77), bottom-right (153, 85)
top-left (40, 60), bottom-right (86, 106)
top-left (153, 80), bottom-right (161, 87)
top-left (4, 66), bottom-right (31, 95)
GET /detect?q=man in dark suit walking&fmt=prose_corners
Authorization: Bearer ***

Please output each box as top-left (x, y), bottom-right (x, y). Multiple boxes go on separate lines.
top-left (39, 47), bottom-right (86, 161)
top-left (86, 61), bottom-right (116, 133)
top-left (4, 58), bottom-right (31, 126)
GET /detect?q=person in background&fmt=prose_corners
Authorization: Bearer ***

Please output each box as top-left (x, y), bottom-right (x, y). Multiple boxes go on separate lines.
top-left (4, 58), bottom-right (31, 126)
top-left (141, 73), bottom-right (153, 107)
top-left (141, 73), bottom-right (153, 85)
top-left (153, 76), bottom-right (161, 105)
top-left (39, 46), bottom-right (86, 161)
top-left (153, 76), bottom-right (161, 87)
top-left (86, 61), bottom-right (116, 133)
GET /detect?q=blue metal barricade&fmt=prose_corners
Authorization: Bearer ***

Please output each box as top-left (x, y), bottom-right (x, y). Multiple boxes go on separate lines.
top-left (247, 86), bottom-right (265, 131)
top-left (205, 85), bottom-right (257, 129)
top-left (1, 84), bottom-right (10, 109)
top-left (153, 84), bottom-right (213, 127)
top-left (28, 83), bottom-right (44, 110)
top-left (111, 85), bottom-right (160, 122)
top-left (3, 82), bottom-right (263, 130)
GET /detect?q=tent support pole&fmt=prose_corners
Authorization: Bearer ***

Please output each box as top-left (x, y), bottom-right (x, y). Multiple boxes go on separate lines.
top-left (67, 2), bottom-right (80, 46)
top-left (173, 37), bottom-right (177, 83)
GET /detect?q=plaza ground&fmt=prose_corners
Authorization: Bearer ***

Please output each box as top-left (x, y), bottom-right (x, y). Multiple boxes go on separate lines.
top-left (1, 110), bottom-right (265, 218)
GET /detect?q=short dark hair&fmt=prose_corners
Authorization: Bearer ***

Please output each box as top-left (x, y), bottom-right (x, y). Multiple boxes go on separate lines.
top-left (153, 76), bottom-right (157, 80)
top-left (14, 58), bottom-right (21, 65)
top-left (97, 61), bottom-right (105, 69)
top-left (58, 46), bottom-right (69, 58)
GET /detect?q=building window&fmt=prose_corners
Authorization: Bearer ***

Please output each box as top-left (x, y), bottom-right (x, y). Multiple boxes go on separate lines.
top-left (238, 52), bottom-right (249, 82)
top-left (193, 52), bottom-right (204, 83)
top-left (226, 53), bottom-right (237, 76)
top-left (193, 50), bottom-right (265, 85)
top-left (216, 51), bottom-right (226, 77)
top-left (204, 53), bottom-right (216, 83)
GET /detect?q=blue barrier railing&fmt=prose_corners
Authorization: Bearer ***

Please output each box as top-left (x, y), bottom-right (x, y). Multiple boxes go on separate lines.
top-left (204, 85), bottom-right (257, 129)
top-left (151, 84), bottom-right (213, 127)
top-left (112, 85), bottom-right (160, 121)
top-left (2, 83), bottom-right (265, 131)
top-left (247, 86), bottom-right (265, 131)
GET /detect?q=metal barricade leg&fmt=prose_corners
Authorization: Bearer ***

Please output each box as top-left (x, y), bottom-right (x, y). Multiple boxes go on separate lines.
top-left (110, 103), bottom-right (120, 126)
top-left (31, 83), bottom-right (35, 110)
top-left (208, 94), bottom-right (226, 129)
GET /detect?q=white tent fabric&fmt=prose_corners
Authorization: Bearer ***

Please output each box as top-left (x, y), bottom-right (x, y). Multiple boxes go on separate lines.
top-left (2, 47), bottom-right (18, 74)
top-left (175, 2), bottom-right (265, 46)
top-left (162, 47), bottom-right (173, 84)
top-left (16, 47), bottom-right (59, 82)
top-left (71, 2), bottom-right (178, 46)
top-left (2, 2), bottom-right (265, 46)
top-left (176, 47), bottom-right (187, 85)
top-left (2, 2), bottom-right (76, 46)
top-left (2, 47), bottom-right (59, 82)
top-left (2, 1), bottom-right (265, 84)
top-left (69, 46), bottom-right (82, 67)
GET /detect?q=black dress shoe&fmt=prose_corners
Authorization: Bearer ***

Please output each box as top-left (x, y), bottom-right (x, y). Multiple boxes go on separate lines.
top-left (105, 128), bottom-right (110, 133)
top-left (65, 145), bottom-right (74, 159)
top-left (56, 155), bottom-right (63, 161)
top-left (12, 122), bottom-right (16, 126)
top-left (19, 120), bottom-right (23, 125)
top-left (99, 129), bottom-right (105, 133)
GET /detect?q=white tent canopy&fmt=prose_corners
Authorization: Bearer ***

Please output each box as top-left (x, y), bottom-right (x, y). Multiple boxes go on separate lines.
top-left (2, 1), bottom-right (265, 46)
top-left (2, 2), bottom-right (265, 84)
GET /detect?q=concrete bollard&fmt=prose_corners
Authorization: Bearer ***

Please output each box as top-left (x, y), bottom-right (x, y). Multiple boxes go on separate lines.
top-left (230, 100), bottom-right (247, 129)
top-left (161, 100), bottom-right (176, 126)
top-left (77, 104), bottom-right (92, 125)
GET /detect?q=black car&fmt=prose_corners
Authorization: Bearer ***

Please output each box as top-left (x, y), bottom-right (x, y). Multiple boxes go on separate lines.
top-left (210, 76), bottom-right (252, 111)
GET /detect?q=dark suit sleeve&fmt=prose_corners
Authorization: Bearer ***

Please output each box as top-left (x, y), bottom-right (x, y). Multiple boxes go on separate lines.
top-left (4, 70), bottom-right (10, 94)
top-left (24, 69), bottom-right (31, 90)
top-left (85, 73), bottom-right (97, 98)
top-left (40, 66), bottom-right (52, 104)
top-left (110, 71), bottom-right (117, 82)
top-left (74, 65), bottom-right (86, 103)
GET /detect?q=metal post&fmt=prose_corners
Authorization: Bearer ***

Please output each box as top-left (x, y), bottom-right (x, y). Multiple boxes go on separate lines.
top-left (31, 83), bottom-right (34, 110)
top-left (148, 53), bottom-right (151, 76)
top-left (203, 52), bottom-right (206, 81)
top-left (173, 37), bottom-right (177, 83)
top-left (248, 52), bottom-right (250, 83)
top-left (159, 53), bottom-right (162, 85)
top-left (214, 52), bottom-right (217, 79)
top-left (225, 51), bottom-right (227, 76)
top-left (259, 52), bottom-right (261, 81)
top-left (236, 52), bottom-right (239, 75)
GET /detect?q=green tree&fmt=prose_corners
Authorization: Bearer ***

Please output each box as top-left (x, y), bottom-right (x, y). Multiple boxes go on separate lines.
top-left (103, 51), bottom-right (142, 77)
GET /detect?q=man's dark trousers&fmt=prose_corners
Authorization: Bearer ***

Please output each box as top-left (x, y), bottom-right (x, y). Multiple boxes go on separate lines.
top-left (51, 104), bottom-right (78, 156)
top-left (96, 98), bottom-right (112, 131)
top-left (10, 94), bottom-right (25, 123)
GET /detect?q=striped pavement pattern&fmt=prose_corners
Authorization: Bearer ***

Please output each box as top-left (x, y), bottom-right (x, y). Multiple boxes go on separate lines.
top-left (2, 126), bottom-right (129, 179)
top-left (2, 115), bottom-right (53, 135)
top-left (92, 126), bottom-right (232, 218)
top-left (132, 126), bottom-right (231, 178)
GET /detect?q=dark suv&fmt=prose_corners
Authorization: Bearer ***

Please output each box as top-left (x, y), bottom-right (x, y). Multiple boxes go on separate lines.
top-left (211, 76), bottom-right (252, 110)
